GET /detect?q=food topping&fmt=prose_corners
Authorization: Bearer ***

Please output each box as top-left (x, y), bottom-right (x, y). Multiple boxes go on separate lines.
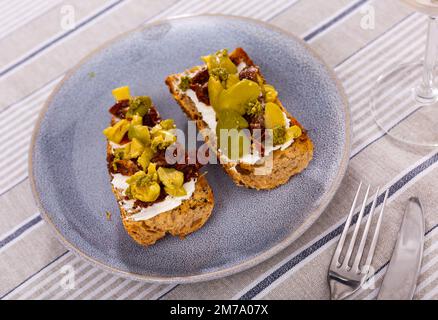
top-left (207, 76), bottom-right (223, 109)
top-left (229, 47), bottom-right (255, 66)
top-left (104, 86), bottom-right (202, 205)
top-left (143, 106), bottom-right (161, 127)
top-left (202, 49), bottom-right (237, 75)
top-left (286, 125), bottom-right (303, 140)
top-left (103, 119), bottom-right (130, 144)
top-left (263, 84), bottom-right (278, 102)
top-left (189, 49), bottom-right (302, 155)
top-left (112, 86), bottom-right (131, 101)
top-left (210, 67), bottom-right (229, 83)
top-left (190, 67), bottom-right (209, 85)
top-left (126, 96), bottom-right (152, 118)
top-left (123, 138), bottom-right (145, 159)
top-left (126, 164), bottom-right (161, 203)
top-left (217, 79), bottom-right (261, 115)
top-left (216, 109), bottom-right (251, 160)
top-left (157, 167), bottom-right (186, 197)
top-left (216, 109), bottom-right (249, 130)
top-left (137, 147), bottom-right (154, 171)
top-left (109, 100), bottom-right (129, 119)
top-left (152, 150), bottom-right (201, 182)
top-left (150, 121), bottom-right (177, 152)
top-left (245, 99), bottom-right (263, 117)
top-left (128, 123), bottom-right (150, 145)
top-left (189, 82), bottom-right (210, 105)
top-left (113, 159), bottom-right (140, 176)
top-left (175, 48), bottom-right (303, 163)
top-left (239, 65), bottom-right (259, 82)
top-left (272, 125), bottom-right (287, 145)
top-left (178, 76), bottom-right (190, 92)
top-left (225, 73), bottom-right (240, 89)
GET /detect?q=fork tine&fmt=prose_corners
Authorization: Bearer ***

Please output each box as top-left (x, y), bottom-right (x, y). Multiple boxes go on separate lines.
top-left (332, 181), bottom-right (362, 266)
top-left (343, 184), bottom-right (371, 268)
top-left (363, 189), bottom-right (389, 276)
top-left (351, 186), bottom-right (380, 273)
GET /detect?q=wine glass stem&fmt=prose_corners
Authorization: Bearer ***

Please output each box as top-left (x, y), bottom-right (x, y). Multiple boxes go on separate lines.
top-left (416, 15), bottom-right (438, 102)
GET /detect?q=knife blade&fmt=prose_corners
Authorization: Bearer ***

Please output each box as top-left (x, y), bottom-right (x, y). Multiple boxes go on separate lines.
top-left (377, 197), bottom-right (425, 300)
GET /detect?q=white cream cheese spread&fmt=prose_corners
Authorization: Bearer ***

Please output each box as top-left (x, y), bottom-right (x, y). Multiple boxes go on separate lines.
top-left (111, 174), bottom-right (197, 222)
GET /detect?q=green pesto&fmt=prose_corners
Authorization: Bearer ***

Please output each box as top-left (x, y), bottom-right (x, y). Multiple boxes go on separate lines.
top-left (112, 148), bottom-right (124, 171)
top-left (126, 96), bottom-right (152, 118)
top-left (272, 125), bottom-right (287, 145)
top-left (178, 76), bottom-right (190, 92)
top-left (210, 67), bottom-right (229, 83)
top-left (245, 99), bottom-right (263, 117)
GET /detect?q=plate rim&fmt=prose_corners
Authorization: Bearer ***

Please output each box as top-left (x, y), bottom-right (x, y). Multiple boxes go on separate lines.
top-left (29, 13), bottom-right (351, 284)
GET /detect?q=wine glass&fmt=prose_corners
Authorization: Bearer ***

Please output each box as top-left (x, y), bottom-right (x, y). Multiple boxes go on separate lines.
top-left (371, 0), bottom-right (438, 146)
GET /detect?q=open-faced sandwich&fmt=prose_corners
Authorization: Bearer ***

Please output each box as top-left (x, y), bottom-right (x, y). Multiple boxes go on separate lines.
top-left (103, 86), bottom-right (214, 246)
top-left (166, 48), bottom-right (313, 190)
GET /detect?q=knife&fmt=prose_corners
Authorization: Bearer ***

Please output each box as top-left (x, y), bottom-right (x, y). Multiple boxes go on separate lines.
top-left (377, 197), bottom-right (425, 300)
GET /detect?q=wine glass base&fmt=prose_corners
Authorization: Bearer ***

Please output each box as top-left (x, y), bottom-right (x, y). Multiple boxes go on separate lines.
top-left (414, 85), bottom-right (438, 104)
top-left (371, 62), bottom-right (438, 147)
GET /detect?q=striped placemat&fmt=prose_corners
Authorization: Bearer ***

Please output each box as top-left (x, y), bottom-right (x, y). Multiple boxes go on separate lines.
top-left (1, 0), bottom-right (437, 300)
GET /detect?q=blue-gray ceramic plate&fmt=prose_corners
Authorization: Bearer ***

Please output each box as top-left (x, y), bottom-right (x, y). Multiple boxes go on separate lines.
top-left (30, 15), bottom-right (350, 283)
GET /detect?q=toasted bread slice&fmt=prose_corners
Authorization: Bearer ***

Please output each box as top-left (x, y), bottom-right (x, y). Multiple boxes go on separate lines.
top-left (105, 107), bottom-right (214, 247)
top-left (109, 162), bottom-right (214, 246)
top-left (165, 48), bottom-right (313, 190)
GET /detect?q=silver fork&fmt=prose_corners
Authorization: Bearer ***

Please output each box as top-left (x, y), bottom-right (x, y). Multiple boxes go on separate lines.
top-left (328, 182), bottom-right (389, 300)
